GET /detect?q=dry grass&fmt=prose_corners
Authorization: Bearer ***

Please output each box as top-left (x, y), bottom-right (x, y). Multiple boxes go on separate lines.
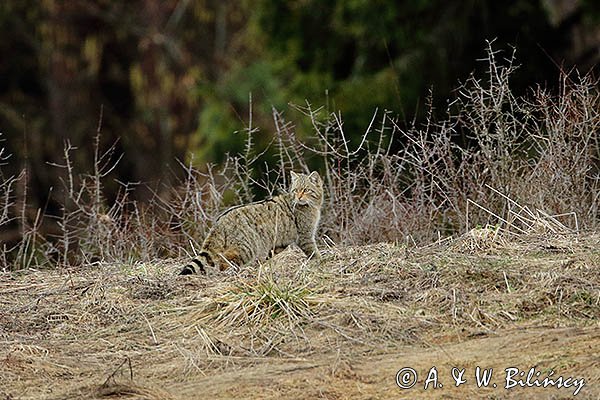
top-left (1, 233), bottom-right (599, 399)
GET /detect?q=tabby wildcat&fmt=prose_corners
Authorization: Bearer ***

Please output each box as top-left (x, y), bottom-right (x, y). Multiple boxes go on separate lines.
top-left (179, 171), bottom-right (323, 275)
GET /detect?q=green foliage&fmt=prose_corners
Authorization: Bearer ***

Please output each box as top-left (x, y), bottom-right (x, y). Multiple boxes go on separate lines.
top-left (194, 60), bottom-right (287, 163)
top-left (202, 0), bottom-right (589, 147)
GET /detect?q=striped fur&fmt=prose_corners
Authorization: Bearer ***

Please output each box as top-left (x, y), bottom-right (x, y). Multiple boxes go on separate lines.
top-left (180, 171), bottom-right (323, 275)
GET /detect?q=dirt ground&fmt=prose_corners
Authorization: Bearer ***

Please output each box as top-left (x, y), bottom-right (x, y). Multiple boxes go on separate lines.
top-left (170, 326), bottom-right (599, 399)
top-left (1, 233), bottom-right (599, 399)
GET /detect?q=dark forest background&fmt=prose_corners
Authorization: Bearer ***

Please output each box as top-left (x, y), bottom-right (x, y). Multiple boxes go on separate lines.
top-left (1, 0), bottom-right (599, 216)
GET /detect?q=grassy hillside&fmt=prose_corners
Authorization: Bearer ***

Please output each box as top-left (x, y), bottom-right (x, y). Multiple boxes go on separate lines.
top-left (1, 49), bottom-right (599, 399)
top-left (2, 233), bottom-right (599, 399)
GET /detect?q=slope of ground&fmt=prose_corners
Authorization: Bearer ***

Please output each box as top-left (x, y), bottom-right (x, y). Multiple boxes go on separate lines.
top-left (1, 233), bottom-right (599, 399)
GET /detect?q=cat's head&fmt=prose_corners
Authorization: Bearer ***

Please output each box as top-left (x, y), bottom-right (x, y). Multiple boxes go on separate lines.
top-left (290, 171), bottom-right (323, 207)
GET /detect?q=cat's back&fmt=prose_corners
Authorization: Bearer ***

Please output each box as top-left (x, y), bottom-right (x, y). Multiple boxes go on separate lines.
top-left (204, 194), bottom-right (297, 259)
top-left (210, 194), bottom-right (293, 232)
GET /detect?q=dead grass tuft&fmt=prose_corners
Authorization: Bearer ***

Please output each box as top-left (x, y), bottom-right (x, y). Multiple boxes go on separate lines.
top-left (459, 225), bottom-right (507, 253)
top-left (198, 275), bottom-right (321, 329)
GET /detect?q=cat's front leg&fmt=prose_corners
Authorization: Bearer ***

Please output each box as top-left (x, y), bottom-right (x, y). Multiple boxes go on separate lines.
top-left (298, 237), bottom-right (320, 260)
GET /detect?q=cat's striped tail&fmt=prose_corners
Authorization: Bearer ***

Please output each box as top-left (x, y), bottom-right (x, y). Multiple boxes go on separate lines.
top-left (179, 251), bottom-right (212, 275)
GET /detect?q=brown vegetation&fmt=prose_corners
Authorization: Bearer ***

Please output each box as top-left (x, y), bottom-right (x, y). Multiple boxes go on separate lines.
top-left (1, 233), bottom-right (599, 399)
top-left (1, 46), bottom-right (598, 270)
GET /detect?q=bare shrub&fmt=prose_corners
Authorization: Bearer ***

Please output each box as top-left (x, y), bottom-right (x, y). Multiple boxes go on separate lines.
top-left (1, 44), bottom-right (598, 270)
top-left (276, 42), bottom-right (599, 245)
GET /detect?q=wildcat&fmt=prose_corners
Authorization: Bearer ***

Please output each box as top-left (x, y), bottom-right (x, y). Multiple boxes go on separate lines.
top-left (179, 171), bottom-right (323, 275)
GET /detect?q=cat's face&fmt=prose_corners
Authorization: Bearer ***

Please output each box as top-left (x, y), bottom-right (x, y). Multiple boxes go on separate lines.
top-left (290, 171), bottom-right (323, 207)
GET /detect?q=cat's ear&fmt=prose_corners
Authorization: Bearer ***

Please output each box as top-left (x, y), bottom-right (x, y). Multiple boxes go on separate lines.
top-left (308, 171), bottom-right (321, 183)
top-left (290, 171), bottom-right (299, 183)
